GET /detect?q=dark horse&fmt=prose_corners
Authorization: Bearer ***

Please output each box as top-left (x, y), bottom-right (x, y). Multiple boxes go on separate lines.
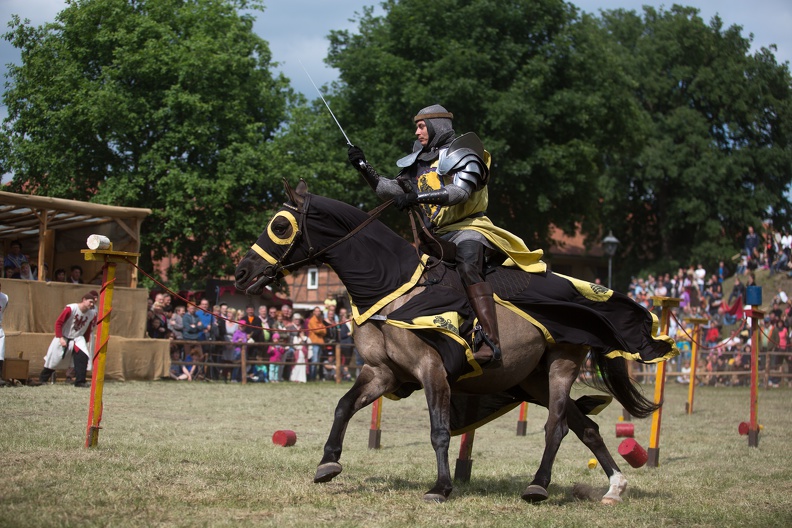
top-left (234, 180), bottom-right (677, 504)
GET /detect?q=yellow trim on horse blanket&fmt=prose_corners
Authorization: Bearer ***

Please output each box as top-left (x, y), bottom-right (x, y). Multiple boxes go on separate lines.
top-left (485, 266), bottom-right (678, 363)
top-left (349, 254), bottom-right (430, 326)
top-left (344, 257), bottom-right (677, 435)
top-left (349, 256), bottom-right (482, 381)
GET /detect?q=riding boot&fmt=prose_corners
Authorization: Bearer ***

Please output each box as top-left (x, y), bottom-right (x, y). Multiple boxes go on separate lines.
top-left (467, 282), bottom-right (502, 368)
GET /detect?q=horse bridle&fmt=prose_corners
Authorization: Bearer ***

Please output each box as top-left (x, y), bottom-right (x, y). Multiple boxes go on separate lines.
top-left (250, 195), bottom-right (394, 287)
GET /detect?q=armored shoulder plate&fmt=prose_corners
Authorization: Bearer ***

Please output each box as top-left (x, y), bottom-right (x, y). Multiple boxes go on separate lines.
top-left (396, 148), bottom-right (422, 168)
top-left (437, 133), bottom-right (489, 180)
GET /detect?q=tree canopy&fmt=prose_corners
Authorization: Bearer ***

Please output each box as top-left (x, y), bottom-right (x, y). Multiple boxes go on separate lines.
top-left (2, 0), bottom-right (790, 287)
top-left (324, 0), bottom-right (792, 281)
top-left (597, 5), bottom-right (792, 276)
top-left (1, 0), bottom-right (292, 284)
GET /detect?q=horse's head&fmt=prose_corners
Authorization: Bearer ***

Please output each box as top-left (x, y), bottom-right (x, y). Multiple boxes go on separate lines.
top-left (234, 179), bottom-right (313, 296)
top-left (236, 178), bottom-right (415, 298)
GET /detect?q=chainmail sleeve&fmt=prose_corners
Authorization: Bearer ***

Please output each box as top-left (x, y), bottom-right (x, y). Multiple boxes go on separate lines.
top-left (355, 161), bottom-right (405, 202)
top-left (375, 178), bottom-right (404, 201)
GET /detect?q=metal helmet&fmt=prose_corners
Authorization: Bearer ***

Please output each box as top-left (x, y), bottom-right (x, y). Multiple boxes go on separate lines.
top-left (414, 104), bottom-right (455, 150)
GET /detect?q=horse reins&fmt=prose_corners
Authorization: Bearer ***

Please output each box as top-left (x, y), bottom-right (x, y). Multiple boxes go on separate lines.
top-left (406, 208), bottom-right (447, 270)
top-left (260, 196), bottom-right (395, 282)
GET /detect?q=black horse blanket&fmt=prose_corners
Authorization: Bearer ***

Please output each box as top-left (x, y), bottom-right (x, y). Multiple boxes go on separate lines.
top-left (382, 262), bottom-right (677, 382)
top-left (353, 259), bottom-right (678, 434)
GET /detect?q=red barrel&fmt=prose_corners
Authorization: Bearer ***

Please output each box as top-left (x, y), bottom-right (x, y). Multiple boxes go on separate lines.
top-left (618, 438), bottom-right (648, 468)
top-left (615, 422), bottom-right (635, 438)
top-left (738, 422), bottom-right (750, 436)
top-left (272, 430), bottom-right (297, 447)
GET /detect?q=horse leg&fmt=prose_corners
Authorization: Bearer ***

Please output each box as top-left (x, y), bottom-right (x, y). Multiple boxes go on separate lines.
top-left (520, 369), bottom-right (626, 504)
top-left (522, 345), bottom-right (587, 503)
top-left (420, 363), bottom-right (453, 502)
top-left (314, 364), bottom-right (399, 483)
top-left (565, 401), bottom-right (627, 504)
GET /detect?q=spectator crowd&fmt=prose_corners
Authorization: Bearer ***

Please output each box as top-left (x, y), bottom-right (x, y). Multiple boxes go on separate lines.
top-left (623, 223), bottom-right (792, 388)
top-left (153, 293), bottom-right (357, 384)
top-left (4, 221), bottom-right (791, 389)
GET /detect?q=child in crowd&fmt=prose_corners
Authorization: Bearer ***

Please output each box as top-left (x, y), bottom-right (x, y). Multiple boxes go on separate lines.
top-left (290, 330), bottom-right (310, 383)
top-left (230, 324), bottom-right (248, 382)
top-left (267, 332), bottom-right (285, 382)
top-left (169, 350), bottom-right (191, 381)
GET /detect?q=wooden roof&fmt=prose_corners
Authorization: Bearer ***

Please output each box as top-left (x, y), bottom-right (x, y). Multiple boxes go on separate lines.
top-left (0, 191), bottom-right (151, 241)
top-left (0, 191), bottom-right (151, 286)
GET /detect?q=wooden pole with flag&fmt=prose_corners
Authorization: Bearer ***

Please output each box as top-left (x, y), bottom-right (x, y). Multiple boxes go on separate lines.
top-left (81, 235), bottom-right (140, 448)
top-left (647, 296), bottom-right (680, 467)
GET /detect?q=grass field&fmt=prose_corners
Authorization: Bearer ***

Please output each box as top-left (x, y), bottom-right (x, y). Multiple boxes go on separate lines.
top-left (2, 379), bottom-right (791, 527)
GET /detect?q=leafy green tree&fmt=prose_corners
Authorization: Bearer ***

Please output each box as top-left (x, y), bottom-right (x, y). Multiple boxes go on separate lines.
top-left (597, 6), bottom-right (792, 278)
top-left (324, 0), bottom-right (647, 252)
top-left (1, 0), bottom-right (292, 283)
top-left (323, 0), bottom-right (791, 283)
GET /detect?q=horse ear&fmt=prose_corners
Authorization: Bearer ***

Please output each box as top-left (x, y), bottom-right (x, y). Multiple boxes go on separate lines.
top-left (295, 179), bottom-right (308, 198)
top-left (282, 178), bottom-right (307, 208)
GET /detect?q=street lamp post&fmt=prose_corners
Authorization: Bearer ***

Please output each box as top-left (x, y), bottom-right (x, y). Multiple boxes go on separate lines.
top-left (602, 231), bottom-right (620, 290)
top-left (602, 230), bottom-right (626, 420)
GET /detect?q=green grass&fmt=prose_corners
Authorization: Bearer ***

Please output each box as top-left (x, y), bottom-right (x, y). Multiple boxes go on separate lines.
top-left (1, 380), bottom-right (791, 527)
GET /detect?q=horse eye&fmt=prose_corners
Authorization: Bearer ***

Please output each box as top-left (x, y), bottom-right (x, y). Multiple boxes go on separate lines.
top-left (271, 217), bottom-right (292, 239)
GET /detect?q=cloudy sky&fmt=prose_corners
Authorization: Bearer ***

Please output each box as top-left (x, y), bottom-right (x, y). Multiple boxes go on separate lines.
top-left (1, 0), bottom-right (790, 104)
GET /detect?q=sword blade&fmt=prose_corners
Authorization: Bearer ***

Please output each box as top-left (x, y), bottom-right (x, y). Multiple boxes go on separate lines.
top-left (299, 60), bottom-right (353, 146)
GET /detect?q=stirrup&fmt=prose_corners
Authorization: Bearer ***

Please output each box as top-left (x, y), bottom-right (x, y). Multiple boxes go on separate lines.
top-left (473, 325), bottom-right (501, 368)
top-left (474, 324), bottom-right (501, 362)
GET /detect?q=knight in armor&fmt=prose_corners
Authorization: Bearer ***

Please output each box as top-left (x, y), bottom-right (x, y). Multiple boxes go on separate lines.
top-left (348, 104), bottom-right (546, 367)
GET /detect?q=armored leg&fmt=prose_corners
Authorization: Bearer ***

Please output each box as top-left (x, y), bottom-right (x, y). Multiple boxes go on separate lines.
top-left (456, 240), bottom-right (501, 367)
top-left (467, 282), bottom-right (502, 367)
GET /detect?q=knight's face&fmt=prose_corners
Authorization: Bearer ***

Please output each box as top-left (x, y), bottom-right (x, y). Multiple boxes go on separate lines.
top-left (415, 120), bottom-right (430, 146)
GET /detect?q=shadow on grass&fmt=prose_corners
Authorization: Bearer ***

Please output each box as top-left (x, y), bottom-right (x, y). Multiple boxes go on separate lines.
top-left (319, 473), bottom-right (666, 503)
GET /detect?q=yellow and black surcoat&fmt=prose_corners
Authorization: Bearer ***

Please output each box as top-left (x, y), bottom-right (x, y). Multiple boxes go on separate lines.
top-left (411, 154), bottom-right (547, 274)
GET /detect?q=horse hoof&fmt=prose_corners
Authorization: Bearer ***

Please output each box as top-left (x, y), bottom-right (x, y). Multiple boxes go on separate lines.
top-left (423, 493), bottom-right (447, 503)
top-left (601, 496), bottom-right (623, 506)
top-left (314, 462), bottom-right (343, 483)
top-left (521, 485), bottom-right (549, 503)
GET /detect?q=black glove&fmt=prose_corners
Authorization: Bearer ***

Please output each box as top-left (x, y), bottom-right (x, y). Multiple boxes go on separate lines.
top-left (396, 175), bottom-right (413, 193)
top-left (393, 191), bottom-right (419, 211)
top-left (347, 145), bottom-right (366, 168)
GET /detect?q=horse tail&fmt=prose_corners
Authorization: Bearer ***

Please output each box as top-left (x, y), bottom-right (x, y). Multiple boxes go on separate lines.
top-left (585, 352), bottom-right (660, 419)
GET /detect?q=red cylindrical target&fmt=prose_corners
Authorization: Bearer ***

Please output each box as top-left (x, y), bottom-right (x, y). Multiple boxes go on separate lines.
top-left (615, 422), bottom-right (635, 438)
top-left (738, 422), bottom-right (750, 436)
top-left (272, 430), bottom-right (297, 447)
top-left (618, 438), bottom-right (648, 468)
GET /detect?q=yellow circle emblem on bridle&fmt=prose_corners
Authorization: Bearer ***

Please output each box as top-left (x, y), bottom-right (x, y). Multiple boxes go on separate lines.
top-left (266, 210), bottom-right (299, 245)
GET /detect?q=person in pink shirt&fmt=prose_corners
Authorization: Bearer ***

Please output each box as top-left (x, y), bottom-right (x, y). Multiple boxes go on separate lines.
top-left (267, 332), bottom-right (285, 382)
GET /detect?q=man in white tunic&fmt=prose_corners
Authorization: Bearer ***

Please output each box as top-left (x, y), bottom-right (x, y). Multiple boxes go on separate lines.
top-left (0, 281), bottom-right (8, 387)
top-left (37, 290), bottom-right (98, 387)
